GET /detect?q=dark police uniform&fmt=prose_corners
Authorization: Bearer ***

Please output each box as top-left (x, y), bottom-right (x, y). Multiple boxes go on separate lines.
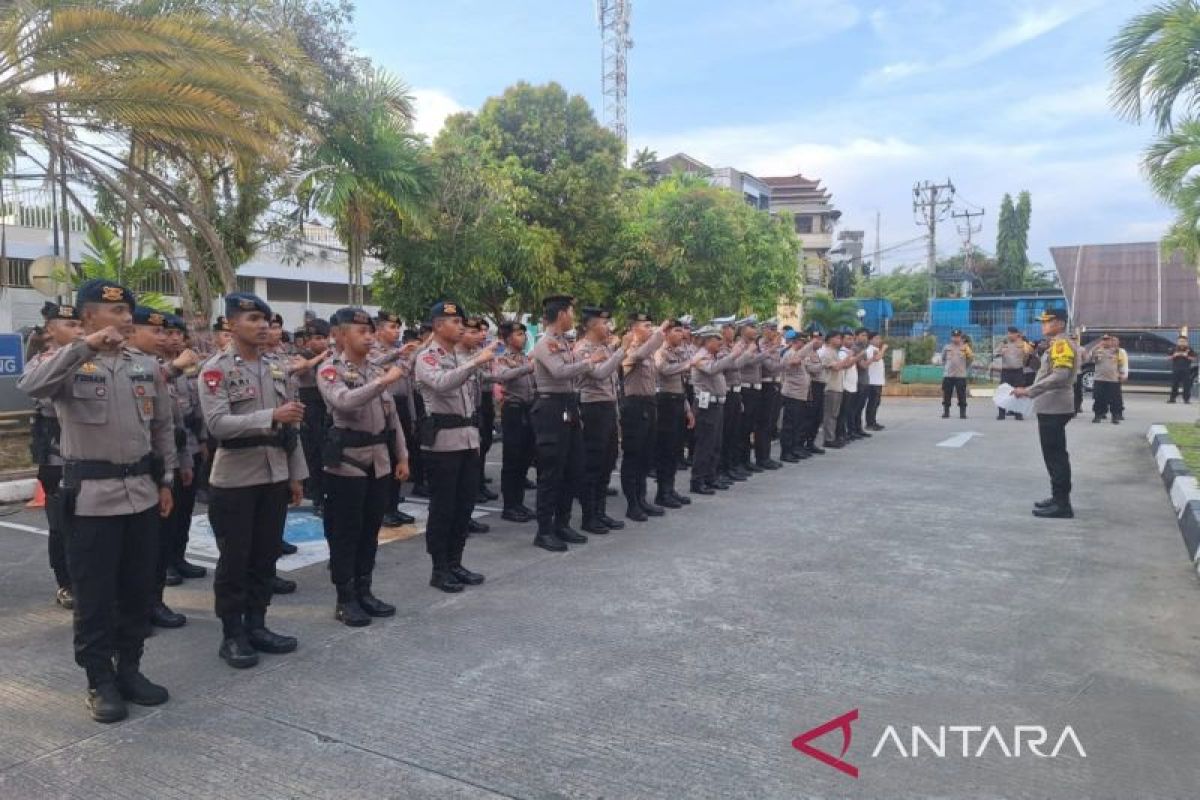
top-left (318, 307), bottom-right (408, 625)
top-left (1025, 309), bottom-right (1079, 518)
top-left (294, 318), bottom-right (331, 515)
top-left (1169, 341), bottom-right (1197, 403)
top-left (495, 323), bottom-right (537, 520)
top-left (18, 279), bottom-right (177, 722)
top-left (200, 293), bottom-right (307, 669)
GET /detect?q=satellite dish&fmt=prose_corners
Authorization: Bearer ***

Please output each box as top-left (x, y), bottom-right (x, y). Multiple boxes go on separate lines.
top-left (29, 255), bottom-right (72, 298)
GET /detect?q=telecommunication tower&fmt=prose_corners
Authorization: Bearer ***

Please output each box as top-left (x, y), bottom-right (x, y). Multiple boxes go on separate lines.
top-left (596, 0), bottom-right (632, 147)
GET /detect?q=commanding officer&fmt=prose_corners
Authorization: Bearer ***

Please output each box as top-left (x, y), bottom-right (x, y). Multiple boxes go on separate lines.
top-left (779, 329), bottom-right (812, 462)
top-left (414, 300), bottom-right (497, 592)
top-left (371, 311), bottom-right (418, 526)
top-left (1086, 334), bottom-right (1125, 424)
top-left (530, 295), bottom-right (608, 551)
top-left (574, 307), bottom-right (625, 534)
top-left (734, 316), bottom-right (765, 475)
top-left (756, 320), bottom-right (783, 469)
top-left (995, 326), bottom-right (1030, 420)
top-left (939, 330), bottom-right (972, 419)
top-left (292, 318), bottom-right (331, 516)
top-left (495, 321), bottom-right (537, 523)
top-left (620, 313), bottom-right (668, 521)
top-left (654, 318), bottom-right (693, 508)
top-left (317, 308), bottom-right (409, 626)
top-left (24, 301), bottom-right (82, 609)
top-left (200, 293), bottom-right (307, 670)
top-left (688, 326), bottom-right (740, 494)
top-left (19, 279), bottom-right (176, 723)
top-left (1013, 308), bottom-right (1079, 519)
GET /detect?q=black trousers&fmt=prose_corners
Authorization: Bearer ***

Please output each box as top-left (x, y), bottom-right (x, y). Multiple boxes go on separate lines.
top-left (683, 384), bottom-right (697, 461)
top-left (1092, 380), bottom-right (1124, 418)
top-left (836, 390), bottom-right (856, 439)
top-left (620, 396), bottom-right (657, 504)
top-left (999, 368), bottom-right (1025, 418)
top-left (655, 393), bottom-right (686, 495)
top-left (478, 393), bottom-right (495, 486)
top-left (533, 396), bottom-right (584, 535)
top-left (941, 377), bottom-right (967, 408)
top-left (1073, 376), bottom-right (1083, 414)
top-left (1170, 371), bottom-right (1193, 402)
top-left (170, 453), bottom-right (200, 563)
top-left (780, 397), bottom-right (806, 456)
top-left (865, 385), bottom-right (882, 427)
top-left (209, 481), bottom-right (289, 619)
top-left (720, 390), bottom-right (742, 472)
top-left (299, 391), bottom-right (328, 508)
top-left (325, 471), bottom-right (390, 586)
top-left (755, 384), bottom-right (778, 463)
top-left (739, 386), bottom-right (761, 466)
top-left (691, 403), bottom-right (724, 486)
top-left (391, 398), bottom-right (419, 511)
top-left (412, 393), bottom-right (430, 488)
top-left (805, 382), bottom-right (825, 445)
top-left (424, 449), bottom-right (480, 571)
top-left (68, 505), bottom-right (159, 683)
top-left (767, 381), bottom-right (783, 440)
top-left (580, 401), bottom-right (618, 523)
top-left (1037, 413), bottom-right (1073, 501)
top-left (500, 402), bottom-right (535, 510)
top-left (38, 464), bottom-right (70, 589)
top-left (852, 385), bottom-right (869, 433)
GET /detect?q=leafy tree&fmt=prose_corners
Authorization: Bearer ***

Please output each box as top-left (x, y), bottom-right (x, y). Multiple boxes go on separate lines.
top-left (802, 293), bottom-right (861, 331)
top-left (858, 267), bottom-right (928, 312)
top-left (995, 191), bottom-right (1031, 288)
top-left (829, 262), bottom-right (857, 298)
top-left (63, 226), bottom-right (171, 311)
top-left (1109, 0), bottom-right (1200, 132)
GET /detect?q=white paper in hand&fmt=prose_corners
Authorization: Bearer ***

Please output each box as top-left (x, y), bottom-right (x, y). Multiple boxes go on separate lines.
top-left (994, 382), bottom-right (1033, 416)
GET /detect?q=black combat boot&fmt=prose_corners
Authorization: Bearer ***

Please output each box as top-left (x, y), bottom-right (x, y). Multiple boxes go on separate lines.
top-left (174, 558), bottom-right (206, 579)
top-left (449, 565), bottom-right (485, 585)
top-left (596, 486), bottom-right (625, 530)
top-left (271, 575), bottom-right (297, 594)
top-left (1032, 497), bottom-right (1074, 519)
top-left (218, 615), bottom-right (259, 669)
top-left (356, 576), bottom-right (395, 617)
top-left (150, 600), bottom-right (186, 628)
top-left (115, 657), bottom-right (169, 706)
top-left (654, 486), bottom-right (682, 509)
top-left (335, 582), bottom-right (372, 627)
top-left (959, 407), bottom-right (967, 419)
top-left (532, 532), bottom-right (568, 552)
top-left (556, 524), bottom-right (588, 544)
top-left (669, 488), bottom-right (691, 505)
top-left (997, 408), bottom-right (1006, 420)
top-left (86, 680), bottom-right (127, 723)
top-left (245, 610), bottom-right (298, 653)
top-left (639, 488), bottom-right (665, 516)
top-left (430, 568), bottom-right (466, 591)
top-left (690, 480), bottom-right (715, 495)
top-left (280, 540), bottom-right (298, 555)
top-left (941, 406), bottom-right (950, 418)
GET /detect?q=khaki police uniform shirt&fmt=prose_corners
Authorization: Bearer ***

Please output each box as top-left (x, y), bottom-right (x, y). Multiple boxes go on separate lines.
top-left (495, 351), bottom-right (537, 405)
top-left (1088, 343), bottom-right (1122, 383)
top-left (575, 339), bottom-right (624, 403)
top-left (199, 349), bottom-right (308, 488)
top-left (18, 338), bottom-right (177, 516)
top-left (622, 329), bottom-right (665, 397)
top-left (941, 343), bottom-right (972, 378)
top-left (818, 345), bottom-right (843, 391)
top-left (24, 345), bottom-right (62, 465)
top-left (691, 348), bottom-right (739, 404)
top-left (656, 345), bottom-right (691, 394)
top-left (166, 362), bottom-right (206, 458)
top-left (532, 332), bottom-right (595, 393)
top-left (1026, 334), bottom-right (1079, 414)
top-left (414, 342), bottom-right (480, 452)
top-left (761, 344), bottom-right (782, 385)
top-left (995, 340), bottom-right (1028, 370)
top-left (317, 354), bottom-right (407, 477)
top-left (719, 341), bottom-right (752, 391)
top-left (737, 343), bottom-right (766, 387)
top-left (780, 345), bottom-right (812, 400)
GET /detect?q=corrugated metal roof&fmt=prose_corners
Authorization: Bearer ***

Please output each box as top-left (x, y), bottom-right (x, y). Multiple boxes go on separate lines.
top-left (1051, 242), bottom-right (1200, 328)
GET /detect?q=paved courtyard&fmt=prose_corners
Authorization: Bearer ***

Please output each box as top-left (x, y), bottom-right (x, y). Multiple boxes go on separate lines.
top-left (1, 394), bottom-right (1198, 799)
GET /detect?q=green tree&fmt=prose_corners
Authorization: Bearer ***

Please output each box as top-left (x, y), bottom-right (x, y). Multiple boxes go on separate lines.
top-left (296, 68), bottom-right (432, 305)
top-left (1109, 0), bottom-right (1200, 132)
top-left (995, 191), bottom-right (1031, 288)
top-left (858, 267), bottom-right (928, 312)
top-left (802, 294), bottom-right (861, 331)
top-left (829, 262), bottom-right (857, 298)
top-left (1144, 118), bottom-right (1200, 259)
top-left (66, 226), bottom-right (171, 311)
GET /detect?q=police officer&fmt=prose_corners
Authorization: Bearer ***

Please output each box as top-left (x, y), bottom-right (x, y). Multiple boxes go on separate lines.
top-left (779, 329), bottom-right (812, 462)
top-left (161, 314), bottom-right (208, 584)
top-left (19, 279), bottom-right (177, 723)
top-left (414, 301), bottom-right (496, 591)
top-left (994, 326), bottom-right (1030, 420)
top-left (200, 293), bottom-right (307, 669)
top-left (756, 320), bottom-right (783, 469)
top-left (620, 312), bottom-right (668, 520)
top-left (24, 301), bottom-right (82, 609)
top-left (713, 316), bottom-right (750, 483)
top-left (459, 318), bottom-right (492, 535)
top-left (574, 308), bottom-right (626, 534)
top-left (530, 295), bottom-right (608, 551)
top-left (939, 330), bottom-right (972, 419)
top-left (317, 307), bottom-right (409, 625)
top-left (1169, 335), bottom-right (1197, 403)
top-left (1086, 334), bottom-right (1124, 424)
top-left (494, 321), bottom-right (537, 523)
top-left (292, 318), bottom-right (331, 516)
top-left (475, 318), bottom-right (500, 504)
top-left (371, 311), bottom-right (419, 526)
top-left (800, 327), bottom-right (826, 454)
top-left (734, 316), bottom-right (765, 474)
top-left (688, 326), bottom-right (740, 494)
top-left (1013, 308), bottom-right (1079, 519)
top-left (654, 318), bottom-right (694, 508)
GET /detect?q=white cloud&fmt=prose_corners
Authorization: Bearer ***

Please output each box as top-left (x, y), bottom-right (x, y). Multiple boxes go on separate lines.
top-left (410, 88), bottom-right (466, 140)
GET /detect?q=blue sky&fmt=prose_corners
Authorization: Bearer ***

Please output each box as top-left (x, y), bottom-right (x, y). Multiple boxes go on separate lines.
top-left (355, 0), bottom-right (1168, 273)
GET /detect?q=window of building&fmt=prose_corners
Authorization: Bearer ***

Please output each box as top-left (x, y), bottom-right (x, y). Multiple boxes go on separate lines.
top-left (265, 277), bottom-right (308, 302)
top-left (795, 216), bottom-right (814, 234)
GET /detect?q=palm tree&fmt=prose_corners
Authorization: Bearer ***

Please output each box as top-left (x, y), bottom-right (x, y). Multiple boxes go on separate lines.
top-left (75, 225), bottom-right (172, 311)
top-left (1109, 0), bottom-right (1200, 132)
top-left (802, 293), bottom-right (861, 332)
top-left (1144, 119), bottom-right (1200, 259)
top-left (295, 68), bottom-right (432, 305)
top-left (0, 1), bottom-right (298, 311)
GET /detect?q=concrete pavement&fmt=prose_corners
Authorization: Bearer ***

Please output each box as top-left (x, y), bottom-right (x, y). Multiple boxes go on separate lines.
top-left (0, 394), bottom-right (1198, 799)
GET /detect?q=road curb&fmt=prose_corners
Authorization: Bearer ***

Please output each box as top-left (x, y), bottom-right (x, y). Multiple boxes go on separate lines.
top-left (0, 477), bottom-right (37, 504)
top-left (1146, 424), bottom-right (1200, 574)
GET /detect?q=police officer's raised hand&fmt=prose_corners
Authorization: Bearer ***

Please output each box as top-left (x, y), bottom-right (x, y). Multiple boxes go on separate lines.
top-left (84, 326), bottom-right (124, 350)
top-left (272, 401), bottom-right (305, 425)
top-left (394, 459), bottom-right (410, 482)
top-left (400, 341), bottom-right (420, 356)
top-left (289, 479), bottom-right (303, 507)
top-left (377, 365), bottom-right (405, 386)
top-left (172, 348), bottom-right (200, 371)
top-left (589, 348), bottom-right (609, 363)
top-left (158, 486), bottom-right (174, 518)
top-left (474, 341), bottom-right (499, 365)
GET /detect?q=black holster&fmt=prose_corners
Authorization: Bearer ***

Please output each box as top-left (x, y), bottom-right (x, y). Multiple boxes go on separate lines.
top-left (418, 413), bottom-right (475, 448)
top-left (29, 415), bottom-right (60, 464)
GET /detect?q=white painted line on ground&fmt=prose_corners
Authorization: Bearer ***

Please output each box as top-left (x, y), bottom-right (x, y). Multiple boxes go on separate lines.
top-left (0, 519), bottom-right (47, 536)
top-left (936, 431), bottom-right (983, 448)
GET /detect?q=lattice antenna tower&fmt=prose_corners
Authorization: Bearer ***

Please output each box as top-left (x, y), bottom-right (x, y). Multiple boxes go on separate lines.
top-left (596, 0), bottom-right (632, 147)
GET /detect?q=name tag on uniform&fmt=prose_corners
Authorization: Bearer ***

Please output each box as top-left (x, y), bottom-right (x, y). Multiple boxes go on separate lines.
top-left (697, 391), bottom-right (711, 409)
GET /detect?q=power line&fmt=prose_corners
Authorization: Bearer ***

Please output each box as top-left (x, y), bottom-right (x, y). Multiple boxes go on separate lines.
top-left (913, 178), bottom-right (956, 308)
top-left (951, 204), bottom-right (985, 296)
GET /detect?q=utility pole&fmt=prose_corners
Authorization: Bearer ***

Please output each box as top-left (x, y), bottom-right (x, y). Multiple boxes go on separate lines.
top-left (952, 205), bottom-right (984, 278)
top-left (873, 210), bottom-right (881, 275)
top-left (912, 178), bottom-right (955, 311)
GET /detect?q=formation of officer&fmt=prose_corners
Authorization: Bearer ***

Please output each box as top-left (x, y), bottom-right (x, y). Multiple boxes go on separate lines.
top-left (939, 330), bottom-right (973, 419)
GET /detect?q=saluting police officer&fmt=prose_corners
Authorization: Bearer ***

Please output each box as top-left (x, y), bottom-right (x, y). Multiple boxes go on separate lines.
top-left (620, 313), bottom-right (668, 520)
top-left (654, 318), bottom-right (694, 508)
top-left (317, 308), bottom-right (409, 625)
top-left (779, 329), bottom-right (812, 462)
top-left (531, 295), bottom-right (608, 551)
top-left (372, 311), bottom-right (419, 526)
top-left (756, 320), bottom-right (783, 469)
top-left (574, 307), bottom-right (626, 534)
top-left (199, 293), bottom-right (307, 670)
top-left (995, 326), bottom-right (1030, 421)
top-left (494, 321), bottom-right (538, 523)
top-left (1013, 308), bottom-right (1079, 519)
top-left (161, 314), bottom-right (208, 585)
top-left (688, 326), bottom-right (741, 494)
top-left (414, 301), bottom-right (497, 591)
top-left (715, 317), bottom-right (751, 483)
top-left (19, 279), bottom-right (177, 723)
top-left (24, 301), bottom-right (82, 609)
top-left (292, 317), bottom-right (332, 516)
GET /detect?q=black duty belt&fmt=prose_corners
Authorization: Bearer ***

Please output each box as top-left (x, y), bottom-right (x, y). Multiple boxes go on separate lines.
top-left (537, 392), bottom-right (577, 400)
top-left (63, 454), bottom-right (154, 481)
top-left (428, 413), bottom-right (475, 429)
top-left (656, 391), bottom-right (685, 399)
top-left (332, 428), bottom-right (393, 447)
top-left (218, 433), bottom-right (287, 450)
top-left (297, 387), bottom-right (323, 401)
top-left (623, 394), bottom-right (654, 404)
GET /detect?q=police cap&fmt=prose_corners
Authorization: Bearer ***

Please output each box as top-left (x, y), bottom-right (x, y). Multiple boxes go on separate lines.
top-left (132, 306), bottom-right (167, 328)
top-left (213, 316), bottom-right (232, 333)
top-left (333, 307), bottom-right (374, 328)
top-left (1038, 307), bottom-right (1068, 323)
top-left (429, 300), bottom-right (465, 322)
top-left (40, 301), bottom-right (80, 322)
top-left (304, 318), bottom-right (331, 336)
top-left (224, 292), bottom-right (271, 318)
top-left (377, 310), bottom-right (401, 324)
top-left (76, 278), bottom-right (135, 309)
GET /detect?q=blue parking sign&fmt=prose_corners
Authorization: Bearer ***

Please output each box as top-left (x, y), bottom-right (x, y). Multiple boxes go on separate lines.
top-left (0, 334), bottom-right (24, 376)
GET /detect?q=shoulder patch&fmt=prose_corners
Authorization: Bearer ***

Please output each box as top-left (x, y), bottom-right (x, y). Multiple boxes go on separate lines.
top-left (202, 369), bottom-right (223, 394)
top-left (422, 352), bottom-right (440, 367)
top-left (1050, 339), bottom-right (1074, 369)
top-left (319, 366), bottom-right (339, 383)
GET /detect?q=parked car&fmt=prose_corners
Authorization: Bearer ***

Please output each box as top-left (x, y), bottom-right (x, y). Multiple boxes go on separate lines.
top-left (1078, 328), bottom-right (1196, 393)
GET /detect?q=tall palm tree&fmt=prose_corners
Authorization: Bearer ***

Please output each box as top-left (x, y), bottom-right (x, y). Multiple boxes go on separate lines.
top-left (1109, 0), bottom-right (1200, 132)
top-left (1144, 119), bottom-right (1200, 259)
top-left (295, 68), bottom-right (432, 305)
top-left (0, 1), bottom-right (298, 311)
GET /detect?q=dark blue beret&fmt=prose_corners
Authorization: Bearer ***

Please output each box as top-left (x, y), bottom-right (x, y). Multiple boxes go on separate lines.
top-left (76, 278), bottom-right (135, 308)
top-left (132, 306), bottom-right (167, 327)
top-left (224, 292), bottom-right (271, 318)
